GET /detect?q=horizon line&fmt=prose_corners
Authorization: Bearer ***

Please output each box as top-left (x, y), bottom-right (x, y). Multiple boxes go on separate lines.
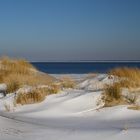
top-left (30, 60), bottom-right (140, 63)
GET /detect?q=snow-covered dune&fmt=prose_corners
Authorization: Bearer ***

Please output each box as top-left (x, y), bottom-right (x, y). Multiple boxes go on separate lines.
top-left (0, 74), bottom-right (140, 140)
top-left (77, 74), bottom-right (118, 91)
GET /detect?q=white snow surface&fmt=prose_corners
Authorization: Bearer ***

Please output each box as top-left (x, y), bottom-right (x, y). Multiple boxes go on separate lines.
top-left (0, 74), bottom-right (140, 140)
top-left (77, 74), bottom-right (118, 91)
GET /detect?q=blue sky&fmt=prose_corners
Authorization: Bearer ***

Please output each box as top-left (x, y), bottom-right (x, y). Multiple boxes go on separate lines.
top-left (0, 0), bottom-right (140, 61)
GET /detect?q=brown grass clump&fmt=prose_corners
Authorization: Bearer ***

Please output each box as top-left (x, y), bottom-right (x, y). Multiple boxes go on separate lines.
top-left (105, 83), bottom-right (121, 100)
top-left (37, 84), bottom-right (61, 95)
top-left (0, 56), bottom-right (35, 75)
top-left (103, 67), bottom-right (140, 107)
top-left (127, 105), bottom-right (140, 110)
top-left (16, 89), bottom-right (46, 105)
top-left (3, 73), bottom-right (54, 93)
top-left (6, 79), bottom-right (20, 93)
top-left (60, 76), bottom-right (75, 88)
top-left (109, 67), bottom-right (140, 88)
top-left (16, 83), bottom-right (61, 105)
top-left (0, 56), bottom-right (54, 93)
top-left (48, 83), bottom-right (61, 94)
top-left (103, 83), bottom-right (127, 107)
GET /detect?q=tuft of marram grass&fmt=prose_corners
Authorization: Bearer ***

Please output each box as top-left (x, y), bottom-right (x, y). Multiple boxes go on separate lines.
top-left (127, 105), bottom-right (140, 110)
top-left (105, 83), bottom-right (121, 100)
top-left (0, 56), bottom-right (54, 93)
top-left (109, 67), bottom-right (140, 88)
top-left (0, 56), bottom-right (35, 75)
top-left (15, 84), bottom-right (61, 105)
top-left (60, 76), bottom-right (75, 88)
top-left (103, 83), bottom-right (127, 107)
top-left (16, 89), bottom-right (46, 105)
top-left (103, 67), bottom-right (140, 107)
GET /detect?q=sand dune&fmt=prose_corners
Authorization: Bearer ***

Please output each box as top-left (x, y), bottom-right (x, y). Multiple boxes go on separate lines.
top-left (0, 74), bottom-right (140, 140)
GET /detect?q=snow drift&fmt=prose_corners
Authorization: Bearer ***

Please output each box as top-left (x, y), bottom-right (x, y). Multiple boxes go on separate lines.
top-left (0, 74), bottom-right (140, 140)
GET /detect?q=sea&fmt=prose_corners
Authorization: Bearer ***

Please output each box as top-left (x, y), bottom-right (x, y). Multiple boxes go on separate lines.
top-left (32, 62), bottom-right (140, 74)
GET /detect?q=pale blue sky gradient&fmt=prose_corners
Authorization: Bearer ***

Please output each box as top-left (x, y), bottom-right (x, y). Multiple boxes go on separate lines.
top-left (0, 0), bottom-right (140, 61)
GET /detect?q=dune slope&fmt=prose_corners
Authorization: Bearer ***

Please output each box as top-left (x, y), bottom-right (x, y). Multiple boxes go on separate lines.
top-left (0, 74), bottom-right (140, 140)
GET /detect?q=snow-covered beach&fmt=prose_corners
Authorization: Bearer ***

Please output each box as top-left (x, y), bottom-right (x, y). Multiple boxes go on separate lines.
top-left (0, 0), bottom-right (139, 139)
top-left (0, 74), bottom-right (140, 140)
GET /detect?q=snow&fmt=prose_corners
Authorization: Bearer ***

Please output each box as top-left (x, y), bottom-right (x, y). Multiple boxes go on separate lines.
top-left (77, 74), bottom-right (117, 91)
top-left (0, 74), bottom-right (140, 140)
top-left (0, 84), bottom-right (7, 91)
top-left (0, 93), bottom-right (5, 98)
top-left (0, 84), bottom-right (7, 98)
top-left (50, 74), bottom-right (87, 82)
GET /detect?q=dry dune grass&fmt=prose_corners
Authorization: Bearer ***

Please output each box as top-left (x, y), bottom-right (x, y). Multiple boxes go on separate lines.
top-left (16, 88), bottom-right (46, 105)
top-left (15, 84), bottom-right (61, 105)
top-left (48, 83), bottom-right (61, 94)
top-left (127, 105), bottom-right (140, 110)
top-left (102, 83), bottom-right (127, 107)
top-left (0, 57), bottom-right (62, 105)
top-left (109, 67), bottom-right (140, 88)
top-left (103, 67), bottom-right (140, 107)
top-left (105, 83), bottom-right (121, 100)
top-left (0, 56), bottom-right (35, 75)
top-left (4, 74), bottom-right (54, 93)
top-left (109, 67), bottom-right (140, 78)
top-left (0, 57), bottom-right (55, 93)
top-left (60, 76), bottom-right (75, 88)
